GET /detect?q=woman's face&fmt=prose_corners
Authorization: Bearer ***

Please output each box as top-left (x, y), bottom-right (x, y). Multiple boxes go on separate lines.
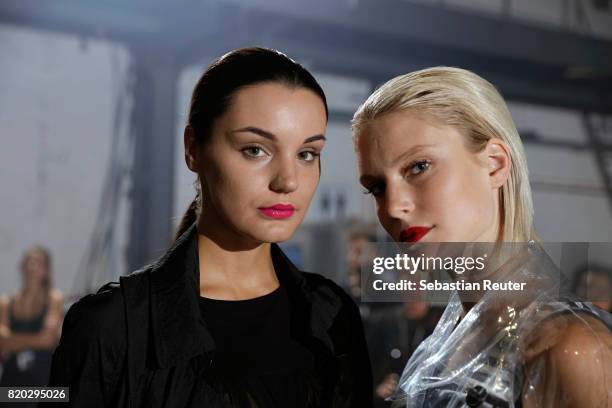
top-left (575, 272), bottom-right (612, 311)
top-left (356, 111), bottom-right (510, 244)
top-left (186, 82), bottom-right (327, 246)
top-left (22, 249), bottom-right (49, 284)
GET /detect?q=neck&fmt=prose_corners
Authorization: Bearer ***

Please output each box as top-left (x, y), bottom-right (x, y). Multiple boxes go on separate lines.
top-left (450, 243), bottom-right (515, 314)
top-left (457, 244), bottom-right (541, 321)
top-left (23, 280), bottom-right (45, 295)
top-left (196, 223), bottom-right (278, 300)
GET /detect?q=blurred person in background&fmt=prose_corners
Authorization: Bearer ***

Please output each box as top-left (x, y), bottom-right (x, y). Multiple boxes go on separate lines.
top-left (572, 265), bottom-right (612, 313)
top-left (344, 227), bottom-right (438, 407)
top-left (352, 67), bottom-right (612, 407)
top-left (344, 228), bottom-right (378, 317)
top-left (368, 296), bottom-right (442, 407)
top-left (0, 245), bottom-right (64, 394)
top-left (48, 47), bottom-right (372, 408)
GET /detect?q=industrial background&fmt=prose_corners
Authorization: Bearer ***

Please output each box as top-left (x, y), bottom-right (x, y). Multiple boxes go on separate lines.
top-left (1, 0), bottom-right (612, 300)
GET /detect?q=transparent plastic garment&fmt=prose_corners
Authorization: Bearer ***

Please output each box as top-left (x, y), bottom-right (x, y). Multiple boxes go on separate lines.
top-left (389, 242), bottom-right (612, 408)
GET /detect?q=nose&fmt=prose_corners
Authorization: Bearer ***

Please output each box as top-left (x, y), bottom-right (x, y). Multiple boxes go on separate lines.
top-left (383, 182), bottom-right (415, 220)
top-left (269, 155), bottom-right (298, 194)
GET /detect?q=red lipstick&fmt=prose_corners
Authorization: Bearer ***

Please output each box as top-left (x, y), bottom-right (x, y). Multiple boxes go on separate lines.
top-left (399, 226), bottom-right (431, 243)
top-left (258, 203), bottom-right (295, 219)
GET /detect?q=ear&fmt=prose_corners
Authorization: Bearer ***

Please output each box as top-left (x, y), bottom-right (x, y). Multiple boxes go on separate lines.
top-left (484, 138), bottom-right (512, 189)
top-left (184, 126), bottom-right (199, 173)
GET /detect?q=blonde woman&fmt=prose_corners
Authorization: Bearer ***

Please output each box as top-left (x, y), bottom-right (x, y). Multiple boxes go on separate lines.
top-left (352, 67), bottom-right (611, 407)
top-left (0, 246), bottom-right (64, 391)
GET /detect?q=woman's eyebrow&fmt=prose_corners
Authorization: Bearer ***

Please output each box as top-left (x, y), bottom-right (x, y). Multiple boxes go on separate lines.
top-left (390, 143), bottom-right (436, 166)
top-left (230, 127), bottom-right (326, 144)
top-left (303, 135), bottom-right (326, 144)
top-left (359, 174), bottom-right (377, 186)
top-left (231, 126), bottom-right (276, 140)
top-left (359, 143), bottom-right (436, 184)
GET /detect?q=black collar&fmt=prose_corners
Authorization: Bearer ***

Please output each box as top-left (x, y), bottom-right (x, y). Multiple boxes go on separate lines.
top-left (146, 222), bottom-right (341, 369)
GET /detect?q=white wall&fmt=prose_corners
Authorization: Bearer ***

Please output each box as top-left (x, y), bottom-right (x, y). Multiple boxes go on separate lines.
top-left (173, 62), bottom-right (213, 230)
top-left (509, 101), bottom-right (612, 241)
top-left (0, 24), bottom-right (131, 296)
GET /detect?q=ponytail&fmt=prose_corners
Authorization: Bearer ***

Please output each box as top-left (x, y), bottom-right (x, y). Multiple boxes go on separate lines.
top-left (173, 181), bottom-right (201, 243)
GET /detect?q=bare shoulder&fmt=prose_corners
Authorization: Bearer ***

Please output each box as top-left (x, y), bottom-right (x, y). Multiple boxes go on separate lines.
top-left (49, 289), bottom-right (65, 306)
top-left (548, 315), bottom-right (611, 407)
top-left (0, 294), bottom-right (10, 323)
top-left (551, 314), bottom-right (611, 360)
top-left (0, 294), bottom-right (9, 308)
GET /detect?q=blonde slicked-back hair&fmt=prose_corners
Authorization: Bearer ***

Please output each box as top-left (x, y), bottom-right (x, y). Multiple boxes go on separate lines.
top-left (352, 67), bottom-right (537, 243)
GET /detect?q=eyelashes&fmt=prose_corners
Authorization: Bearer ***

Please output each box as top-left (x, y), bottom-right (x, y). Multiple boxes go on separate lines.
top-left (241, 145), bottom-right (320, 162)
top-left (362, 159), bottom-right (431, 197)
top-left (242, 146), bottom-right (267, 158)
top-left (363, 185), bottom-right (383, 197)
top-left (297, 151), bottom-right (320, 162)
top-left (406, 159), bottom-right (431, 176)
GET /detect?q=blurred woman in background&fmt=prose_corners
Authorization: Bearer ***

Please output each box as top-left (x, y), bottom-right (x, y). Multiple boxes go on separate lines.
top-left (0, 245), bottom-right (64, 393)
top-left (352, 67), bottom-right (611, 407)
top-left (572, 265), bottom-right (612, 313)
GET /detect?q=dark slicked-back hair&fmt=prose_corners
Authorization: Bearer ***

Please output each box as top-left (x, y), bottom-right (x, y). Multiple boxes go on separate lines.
top-left (174, 47), bottom-right (328, 243)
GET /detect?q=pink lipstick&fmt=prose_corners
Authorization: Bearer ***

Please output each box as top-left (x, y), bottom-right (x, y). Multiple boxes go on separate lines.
top-left (258, 203), bottom-right (295, 219)
top-left (399, 226), bottom-right (431, 243)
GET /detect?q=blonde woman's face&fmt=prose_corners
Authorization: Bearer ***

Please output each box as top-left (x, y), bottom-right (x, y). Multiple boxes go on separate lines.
top-left (356, 111), bottom-right (509, 243)
top-left (22, 250), bottom-right (48, 283)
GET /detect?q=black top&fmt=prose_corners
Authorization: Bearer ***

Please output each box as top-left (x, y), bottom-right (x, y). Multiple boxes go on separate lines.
top-left (47, 222), bottom-right (374, 408)
top-left (0, 297), bottom-right (54, 392)
top-left (199, 283), bottom-right (320, 407)
top-left (9, 297), bottom-right (48, 332)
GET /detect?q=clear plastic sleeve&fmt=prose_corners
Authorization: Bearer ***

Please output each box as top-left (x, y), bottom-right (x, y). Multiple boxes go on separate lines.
top-left (389, 242), bottom-right (612, 407)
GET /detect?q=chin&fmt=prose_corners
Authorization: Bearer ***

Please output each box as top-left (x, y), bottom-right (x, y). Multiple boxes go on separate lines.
top-left (250, 225), bottom-right (297, 244)
top-left (271, 226), bottom-right (297, 242)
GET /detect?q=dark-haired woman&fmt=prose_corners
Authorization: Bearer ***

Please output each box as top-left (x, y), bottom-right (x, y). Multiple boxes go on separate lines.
top-left (47, 47), bottom-right (373, 408)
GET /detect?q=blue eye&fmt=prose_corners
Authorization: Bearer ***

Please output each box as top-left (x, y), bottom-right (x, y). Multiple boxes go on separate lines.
top-left (409, 160), bottom-right (430, 175)
top-left (363, 183), bottom-right (384, 197)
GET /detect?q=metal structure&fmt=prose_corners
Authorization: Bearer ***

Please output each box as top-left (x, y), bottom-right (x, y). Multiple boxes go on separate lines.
top-left (2, 0), bottom-right (611, 272)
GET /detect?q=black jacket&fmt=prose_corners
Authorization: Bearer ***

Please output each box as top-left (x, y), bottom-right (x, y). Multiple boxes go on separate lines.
top-left (47, 223), bottom-right (373, 407)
